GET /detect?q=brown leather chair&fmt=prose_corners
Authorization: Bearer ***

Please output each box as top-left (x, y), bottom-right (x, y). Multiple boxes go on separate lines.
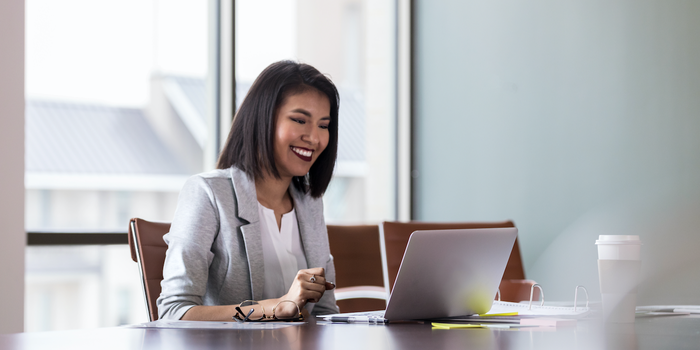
top-left (128, 218), bottom-right (170, 321)
top-left (380, 221), bottom-right (537, 302)
top-left (327, 224), bottom-right (388, 313)
top-left (497, 279), bottom-right (539, 302)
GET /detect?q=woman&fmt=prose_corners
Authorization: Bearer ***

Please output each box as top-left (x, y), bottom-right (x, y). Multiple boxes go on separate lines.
top-left (157, 61), bottom-right (340, 321)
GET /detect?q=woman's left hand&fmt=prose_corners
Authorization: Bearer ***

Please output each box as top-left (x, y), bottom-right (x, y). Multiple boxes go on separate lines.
top-left (277, 267), bottom-right (335, 317)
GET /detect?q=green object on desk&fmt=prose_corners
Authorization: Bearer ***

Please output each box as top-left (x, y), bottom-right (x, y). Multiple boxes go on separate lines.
top-left (432, 322), bottom-right (534, 329)
top-left (432, 322), bottom-right (483, 329)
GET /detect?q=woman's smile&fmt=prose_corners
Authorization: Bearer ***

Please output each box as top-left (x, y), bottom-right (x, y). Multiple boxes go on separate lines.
top-left (290, 146), bottom-right (313, 161)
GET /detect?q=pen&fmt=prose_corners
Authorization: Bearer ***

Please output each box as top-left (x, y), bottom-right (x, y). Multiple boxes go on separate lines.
top-left (323, 316), bottom-right (383, 324)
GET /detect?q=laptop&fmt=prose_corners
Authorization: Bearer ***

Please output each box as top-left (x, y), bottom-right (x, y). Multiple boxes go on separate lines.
top-left (322, 227), bottom-right (518, 322)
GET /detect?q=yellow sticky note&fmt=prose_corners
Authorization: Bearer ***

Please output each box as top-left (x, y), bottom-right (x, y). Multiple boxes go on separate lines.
top-left (431, 322), bottom-right (484, 329)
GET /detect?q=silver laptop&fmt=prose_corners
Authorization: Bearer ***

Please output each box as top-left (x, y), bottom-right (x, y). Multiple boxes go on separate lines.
top-left (323, 227), bottom-right (518, 322)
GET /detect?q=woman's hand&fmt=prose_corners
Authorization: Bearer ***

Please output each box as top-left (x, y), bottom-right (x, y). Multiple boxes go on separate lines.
top-left (183, 268), bottom-right (336, 321)
top-left (276, 267), bottom-right (335, 317)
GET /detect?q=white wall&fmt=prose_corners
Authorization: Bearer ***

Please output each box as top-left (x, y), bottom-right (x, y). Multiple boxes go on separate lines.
top-left (0, 0), bottom-right (26, 334)
top-left (414, 0), bottom-right (700, 302)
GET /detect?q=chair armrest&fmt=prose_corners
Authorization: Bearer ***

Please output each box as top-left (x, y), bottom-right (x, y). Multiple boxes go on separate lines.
top-left (335, 286), bottom-right (388, 301)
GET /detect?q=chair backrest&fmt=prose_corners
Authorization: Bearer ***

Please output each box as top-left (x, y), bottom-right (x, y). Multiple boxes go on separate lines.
top-left (380, 221), bottom-right (524, 294)
top-left (498, 279), bottom-right (539, 302)
top-left (128, 218), bottom-right (170, 321)
top-left (327, 224), bottom-right (386, 312)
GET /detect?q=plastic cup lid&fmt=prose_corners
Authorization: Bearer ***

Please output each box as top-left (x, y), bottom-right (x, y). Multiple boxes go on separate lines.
top-left (595, 235), bottom-right (642, 245)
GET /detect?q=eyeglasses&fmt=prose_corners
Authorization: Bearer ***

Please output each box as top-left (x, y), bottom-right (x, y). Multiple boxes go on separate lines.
top-left (233, 300), bottom-right (304, 323)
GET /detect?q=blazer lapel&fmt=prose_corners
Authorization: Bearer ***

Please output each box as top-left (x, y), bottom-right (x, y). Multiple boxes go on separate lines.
top-left (290, 186), bottom-right (327, 271)
top-left (230, 167), bottom-right (265, 301)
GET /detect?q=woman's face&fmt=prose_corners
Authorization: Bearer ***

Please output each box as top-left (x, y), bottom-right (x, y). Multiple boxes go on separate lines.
top-left (273, 89), bottom-right (331, 180)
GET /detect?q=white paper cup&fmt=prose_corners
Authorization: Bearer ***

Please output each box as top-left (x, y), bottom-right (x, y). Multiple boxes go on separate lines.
top-left (596, 235), bottom-right (642, 323)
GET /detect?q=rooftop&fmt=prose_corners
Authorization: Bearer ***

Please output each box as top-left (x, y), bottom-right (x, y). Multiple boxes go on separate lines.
top-left (25, 76), bottom-right (366, 186)
top-left (26, 99), bottom-right (189, 175)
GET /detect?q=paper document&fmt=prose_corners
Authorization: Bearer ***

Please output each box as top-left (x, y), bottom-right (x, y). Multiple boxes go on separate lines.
top-left (483, 301), bottom-right (590, 317)
top-left (132, 319), bottom-right (302, 330)
top-left (636, 305), bottom-right (700, 314)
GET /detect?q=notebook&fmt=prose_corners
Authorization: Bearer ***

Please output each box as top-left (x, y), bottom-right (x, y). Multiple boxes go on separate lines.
top-left (322, 227), bottom-right (518, 322)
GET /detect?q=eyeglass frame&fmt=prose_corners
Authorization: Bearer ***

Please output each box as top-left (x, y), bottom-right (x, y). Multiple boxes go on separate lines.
top-left (233, 299), bottom-right (304, 323)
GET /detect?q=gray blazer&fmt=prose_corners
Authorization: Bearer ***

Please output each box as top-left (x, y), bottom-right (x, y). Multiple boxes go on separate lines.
top-left (157, 167), bottom-right (339, 320)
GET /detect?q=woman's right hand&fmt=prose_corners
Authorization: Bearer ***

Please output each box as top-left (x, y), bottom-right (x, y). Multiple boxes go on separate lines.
top-left (277, 267), bottom-right (335, 317)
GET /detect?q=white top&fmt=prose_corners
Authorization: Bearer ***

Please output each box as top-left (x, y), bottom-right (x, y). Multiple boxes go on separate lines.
top-left (257, 202), bottom-right (308, 300)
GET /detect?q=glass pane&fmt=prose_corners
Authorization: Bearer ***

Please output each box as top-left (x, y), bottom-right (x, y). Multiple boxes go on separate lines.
top-left (25, 0), bottom-right (213, 330)
top-left (25, 0), bottom-right (210, 232)
top-left (25, 245), bottom-right (148, 331)
top-left (235, 0), bottom-right (397, 222)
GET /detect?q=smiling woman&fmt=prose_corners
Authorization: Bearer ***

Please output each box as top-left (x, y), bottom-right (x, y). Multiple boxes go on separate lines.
top-left (273, 90), bottom-right (331, 178)
top-left (157, 61), bottom-right (341, 322)
top-left (218, 61), bottom-right (339, 198)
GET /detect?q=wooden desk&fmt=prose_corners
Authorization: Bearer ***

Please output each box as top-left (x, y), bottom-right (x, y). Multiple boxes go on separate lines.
top-left (2, 316), bottom-right (699, 350)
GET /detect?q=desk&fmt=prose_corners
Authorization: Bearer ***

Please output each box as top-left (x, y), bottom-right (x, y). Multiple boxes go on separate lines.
top-left (2, 316), bottom-right (699, 350)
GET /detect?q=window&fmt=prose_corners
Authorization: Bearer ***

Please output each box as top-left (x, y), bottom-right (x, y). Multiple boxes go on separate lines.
top-left (25, 0), bottom-right (403, 331)
top-left (25, 0), bottom-right (216, 331)
top-left (235, 0), bottom-right (398, 223)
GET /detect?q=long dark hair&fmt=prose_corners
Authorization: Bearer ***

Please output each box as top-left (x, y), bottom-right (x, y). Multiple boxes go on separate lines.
top-left (217, 60), bottom-right (339, 198)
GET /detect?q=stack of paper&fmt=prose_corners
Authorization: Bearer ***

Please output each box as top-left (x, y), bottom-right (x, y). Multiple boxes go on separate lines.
top-left (131, 320), bottom-right (302, 330)
top-left (636, 305), bottom-right (700, 316)
top-left (483, 301), bottom-right (591, 318)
